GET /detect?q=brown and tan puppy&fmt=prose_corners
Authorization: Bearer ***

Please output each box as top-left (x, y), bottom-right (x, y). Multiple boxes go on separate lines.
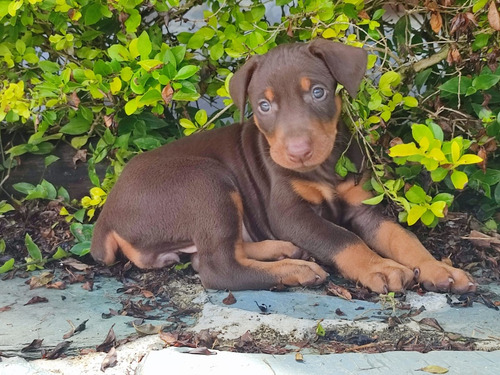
top-left (91, 39), bottom-right (476, 294)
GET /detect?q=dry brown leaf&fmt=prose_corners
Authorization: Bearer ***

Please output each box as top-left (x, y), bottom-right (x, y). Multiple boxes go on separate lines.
top-left (295, 352), bottom-right (304, 362)
top-left (159, 331), bottom-right (178, 345)
top-left (61, 258), bottom-right (90, 271)
top-left (44, 341), bottom-right (71, 360)
top-left (96, 325), bottom-right (116, 352)
top-left (133, 323), bottom-right (163, 336)
top-left (29, 272), bottom-right (54, 289)
top-left (104, 114), bottom-right (114, 128)
top-left (142, 290), bottom-right (154, 298)
top-left (24, 296), bottom-right (49, 305)
top-left (418, 317), bottom-right (444, 331)
top-left (188, 347), bottom-right (216, 355)
top-left (72, 149), bottom-right (87, 166)
top-left (0, 304), bottom-right (14, 312)
top-left (465, 230), bottom-right (500, 250)
top-left (100, 347), bottom-right (117, 371)
top-left (21, 339), bottom-right (44, 353)
top-left (488, 1), bottom-right (500, 31)
top-left (222, 291), bottom-right (236, 305)
top-left (162, 84), bottom-right (174, 105)
top-left (430, 12), bottom-right (443, 33)
top-left (326, 281), bottom-right (352, 300)
top-left (478, 146), bottom-right (487, 173)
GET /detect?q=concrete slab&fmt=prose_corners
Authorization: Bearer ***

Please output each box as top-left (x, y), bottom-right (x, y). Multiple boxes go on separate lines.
top-left (1, 271), bottom-right (500, 374)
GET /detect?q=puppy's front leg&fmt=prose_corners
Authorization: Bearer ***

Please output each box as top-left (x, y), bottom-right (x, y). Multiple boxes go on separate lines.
top-left (268, 195), bottom-right (415, 294)
top-left (337, 178), bottom-right (476, 293)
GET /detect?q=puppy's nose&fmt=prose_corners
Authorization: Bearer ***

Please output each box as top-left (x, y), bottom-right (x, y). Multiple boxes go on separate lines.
top-left (286, 137), bottom-right (312, 162)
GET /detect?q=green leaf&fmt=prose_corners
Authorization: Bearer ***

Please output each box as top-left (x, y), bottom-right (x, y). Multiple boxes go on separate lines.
top-left (83, 3), bottom-right (102, 26)
top-left (316, 321), bottom-right (325, 337)
top-left (403, 96), bottom-right (418, 107)
top-left (174, 65), bottom-right (199, 80)
top-left (108, 44), bottom-right (131, 62)
top-left (125, 99), bottom-right (138, 115)
top-left (421, 210), bottom-right (436, 226)
top-left (137, 31), bottom-right (152, 59)
top-left (179, 118), bottom-right (196, 129)
top-left (38, 60), bottom-right (60, 73)
top-left (430, 167), bottom-right (448, 182)
top-left (0, 239), bottom-right (5, 253)
top-left (472, 74), bottom-right (500, 90)
top-left (0, 258), bottom-right (15, 274)
top-left (25, 233), bottom-right (42, 262)
top-left (432, 193), bottom-right (454, 206)
top-left (52, 247), bottom-right (69, 260)
top-left (426, 120), bottom-right (444, 142)
top-left (451, 170), bottom-right (468, 189)
top-left (472, 33), bottom-right (490, 51)
top-left (133, 137), bottom-right (162, 150)
top-left (405, 185), bottom-right (427, 204)
top-left (13, 182), bottom-right (35, 195)
top-left (125, 9), bottom-right (141, 33)
top-left (415, 69), bottom-right (432, 90)
top-left (41, 180), bottom-right (57, 200)
top-left (44, 155), bottom-right (60, 167)
top-left (0, 202), bottom-right (14, 214)
top-left (210, 43), bottom-right (224, 60)
top-left (362, 194), bottom-right (384, 205)
top-left (195, 109), bottom-right (208, 126)
top-left (439, 77), bottom-right (472, 94)
top-left (138, 59), bottom-right (163, 72)
top-left (407, 205), bottom-right (427, 225)
top-left (70, 241), bottom-right (91, 257)
top-left (139, 89), bottom-right (163, 105)
top-left (412, 124), bottom-right (434, 144)
top-left (60, 118), bottom-right (91, 135)
top-left (418, 365), bottom-right (449, 374)
top-left (378, 71), bottom-right (401, 94)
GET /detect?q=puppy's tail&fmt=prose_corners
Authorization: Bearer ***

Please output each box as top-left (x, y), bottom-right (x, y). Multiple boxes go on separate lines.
top-left (90, 220), bottom-right (118, 265)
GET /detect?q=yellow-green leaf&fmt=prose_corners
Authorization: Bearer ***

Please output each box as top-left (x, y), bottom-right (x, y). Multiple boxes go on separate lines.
top-left (389, 142), bottom-right (421, 157)
top-left (403, 96), bottom-right (418, 107)
top-left (450, 170), bottom-right (468, 189)
top-left (179, 118), bottom-right (196, 129)
top-left (430, 201), bottom-right (446, 217)
top-left (456, 154), bottom-right (483, 165)
top-left (362, 194), bottom-right (384, 205)
top-left (316, 321), bottom-right (325, 336)
top-left (451, 140), bottom-right (461, 163)
top-left (124, 99), bottom-right (138, 115)
top-left (408, 205), bottom-right (427, 225)
top-left (110, 77), bottom-right (122, 94)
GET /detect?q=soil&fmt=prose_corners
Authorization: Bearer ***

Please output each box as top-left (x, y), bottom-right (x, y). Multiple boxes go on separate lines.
top-left (1, 200), bottom-right (499, 356)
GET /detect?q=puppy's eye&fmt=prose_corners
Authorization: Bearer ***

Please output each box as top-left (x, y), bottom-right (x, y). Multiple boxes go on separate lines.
top-left (312, 86), bottom-right (326, 100)
top-left (258, 100), bottom-right (271, 113)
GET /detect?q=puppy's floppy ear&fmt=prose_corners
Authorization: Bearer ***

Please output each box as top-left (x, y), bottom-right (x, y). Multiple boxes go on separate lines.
top-left (229, 55), bottom-right (260, 123)
top-left (308, 39), bottom-right (367, 98)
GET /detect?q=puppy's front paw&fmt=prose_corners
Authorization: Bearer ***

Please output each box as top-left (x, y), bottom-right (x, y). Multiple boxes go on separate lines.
top-left (415, 260), bottom-right (476, 293)
top-left (358, 259), bottom-right (415, 294)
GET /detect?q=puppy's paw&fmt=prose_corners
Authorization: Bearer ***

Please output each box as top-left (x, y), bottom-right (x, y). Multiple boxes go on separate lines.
top-left (358, 259), bottom-right (415, 294)
top-left (415, 260), bottom-right (476, 293)
top-left (279, 260), bottom-right (328, 287)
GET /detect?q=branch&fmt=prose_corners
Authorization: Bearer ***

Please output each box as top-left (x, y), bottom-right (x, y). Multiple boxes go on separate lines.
top-left (412, 46), bottom-right (450, 72)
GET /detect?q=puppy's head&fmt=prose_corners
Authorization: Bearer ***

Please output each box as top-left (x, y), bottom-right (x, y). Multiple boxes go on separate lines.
top-left (229, 40), bottom-right (367, 172)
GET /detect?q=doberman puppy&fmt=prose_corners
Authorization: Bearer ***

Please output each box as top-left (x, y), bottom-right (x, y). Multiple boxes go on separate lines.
top-left (91, 39), bottom-right (476, 294)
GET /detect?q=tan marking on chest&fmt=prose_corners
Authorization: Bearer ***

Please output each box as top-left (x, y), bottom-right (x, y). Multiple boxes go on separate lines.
top-left (291, 179), bottom-right (334, 205)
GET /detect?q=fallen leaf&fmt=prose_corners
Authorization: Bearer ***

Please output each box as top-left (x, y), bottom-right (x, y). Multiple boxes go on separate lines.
top-left (133, 323), bottom-right (163, 336)
top-left (0, 304), bottom-right (14, 312)
top-left (21, 339), bottom-right (44, 353)
top-left (295, 352), bottom-right (304, 362)
top-left (465, 230), bottom-right (500, 250)
top-left (430, 12), bottom-right (443, 33)
top-left (44, 341), bottom-right (71, 360)
top-left (24, 296), bottom-right (49, 305)
top-left (159, 331), bottom-right (179, 345)
top-left (254, 301), bottom-right (269, 312)
top-left (46, 281), bottom-right (67, 290)
top-left (72, 149), bottom-right (87, 166)
top-left (477, 147), bottom-right (487, 173)
top-left (63, 319), bottom-right (88, 339)
top-left (29, 272), bottom-right (54, 289)
top-left (417, 365), bottom-right (449, 374)
top-left (418, 318), bottom-right (444, 331)
top-left (100, 347), bottom-right (117, 371)
top-left (142, 290), bottom-right (154, 298)
top-left (82, 280), bottom-right (94, 291)
top-left (488, 1), bottom-right (500, 31)
top-left (96, 325), bottom-right (116, 352)
top-left (327, 282), bottom-right (352, 300)
top-left (222, 291), bottom-right (236, 305)
top-left (187, 347), bottom-right (216, 355)
top-left (61, 258), bottom-right (90, 271)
